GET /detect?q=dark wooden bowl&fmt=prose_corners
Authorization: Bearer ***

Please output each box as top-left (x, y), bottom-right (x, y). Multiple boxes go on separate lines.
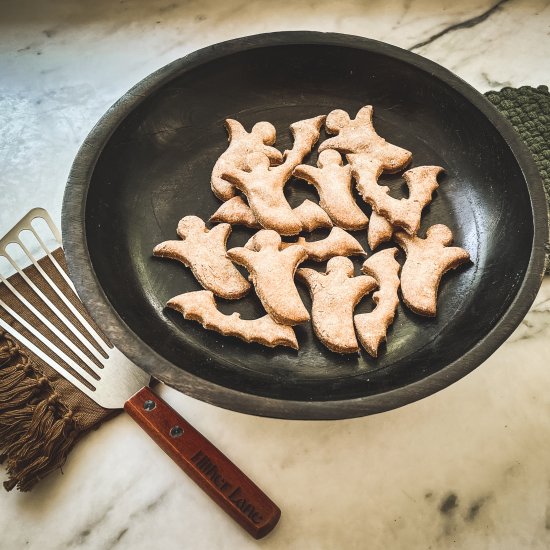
top-left (62, 32), bottom-right (548, 419)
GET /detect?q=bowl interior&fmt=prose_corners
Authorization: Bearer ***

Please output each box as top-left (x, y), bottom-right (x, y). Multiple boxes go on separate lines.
top-left (85, 43), bottom-right (533, 404)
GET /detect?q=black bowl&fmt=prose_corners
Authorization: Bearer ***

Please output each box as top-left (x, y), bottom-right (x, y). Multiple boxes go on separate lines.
top-left (62, 32), bottom-right (547, 419)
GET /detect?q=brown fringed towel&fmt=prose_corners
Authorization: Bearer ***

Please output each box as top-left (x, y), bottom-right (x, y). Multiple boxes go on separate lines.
top-left (0, 249), bottom-right (118, 491)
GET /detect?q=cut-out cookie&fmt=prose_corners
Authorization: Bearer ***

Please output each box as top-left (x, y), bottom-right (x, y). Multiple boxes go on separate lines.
top-left (297, 257), bottom-right (376, 353)
top-left (283, 115), bottom-right (326, 168)
top-left (167, 291), bottom-right (298, 349)
top-left (209, 196), bottom-right (260, 228)
top-left (354, 248), bottom-right (401, 357)
top-left (318, 106), bottom-right (412, 172)
top-left (153, 216), bottom-right (250, 300)
top-left (221, 116), bottom-right (325, 236)
top-left (293, 149), bottom-right (369, 230)
top-left (368, 211), bottom-right (394, 250)
top-left (293, 199), bottom-right (333, 232)
top-left (227, 230), bottom-right (309, 325)
top-left (210, 197), bottom-right (332, 232)
top-left (394, 224), bottom-right (470, 316)
top-left (349, 157), bottom-right (443, 235)
top-left (211, 119), bottom-right (283, 201)
top-left (280, 227), bottom-right (365, 262)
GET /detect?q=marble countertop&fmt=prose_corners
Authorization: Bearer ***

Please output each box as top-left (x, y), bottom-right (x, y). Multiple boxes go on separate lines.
top-left (1, 1), bottom-right (549, 548)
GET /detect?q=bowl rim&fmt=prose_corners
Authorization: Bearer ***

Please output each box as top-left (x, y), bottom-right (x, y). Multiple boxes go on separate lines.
top-left (62, 31), bottom-right (548, 420)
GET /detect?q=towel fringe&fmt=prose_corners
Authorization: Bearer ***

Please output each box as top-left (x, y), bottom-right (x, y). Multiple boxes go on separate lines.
top-left (0, 332), bottom-right (81, 492)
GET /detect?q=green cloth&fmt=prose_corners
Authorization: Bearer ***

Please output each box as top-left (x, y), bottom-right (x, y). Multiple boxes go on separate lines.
top-left (485, 85), bottom-right (550, 273)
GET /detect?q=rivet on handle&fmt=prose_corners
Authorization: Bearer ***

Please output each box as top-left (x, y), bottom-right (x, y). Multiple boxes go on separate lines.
top-left (170, 425), bottom-right (184, 438)
top-left (143, 399), bottom-right (156, 411)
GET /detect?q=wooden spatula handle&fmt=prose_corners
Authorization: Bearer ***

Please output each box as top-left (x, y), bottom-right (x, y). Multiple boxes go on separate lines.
top-left (124, 386), bottom-right (280, 539)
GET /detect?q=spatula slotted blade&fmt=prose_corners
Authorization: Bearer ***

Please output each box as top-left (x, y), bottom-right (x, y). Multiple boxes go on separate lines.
top-left (0, 208), bottom-right (149, 408)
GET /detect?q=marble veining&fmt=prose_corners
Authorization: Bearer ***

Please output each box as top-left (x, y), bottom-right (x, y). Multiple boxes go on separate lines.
top-left (1, 1), bottom-right (549, 548)
top-left (408, 0), bottom-right (511, 51)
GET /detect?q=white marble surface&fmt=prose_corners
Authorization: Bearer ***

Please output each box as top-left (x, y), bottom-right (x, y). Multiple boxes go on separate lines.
top-left (1, 1), bottom-right (549, 548)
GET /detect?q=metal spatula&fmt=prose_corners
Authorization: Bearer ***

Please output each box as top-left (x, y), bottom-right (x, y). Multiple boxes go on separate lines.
top-left (0, 208), bottom-right (280, 539)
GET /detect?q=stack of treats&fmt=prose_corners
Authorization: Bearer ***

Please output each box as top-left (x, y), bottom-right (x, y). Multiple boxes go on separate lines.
top-left (153, 106), bottom-right (471, 357)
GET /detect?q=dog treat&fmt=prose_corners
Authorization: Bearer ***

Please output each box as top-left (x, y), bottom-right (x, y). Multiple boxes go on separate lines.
top-left (281, 227), bottom-right (365, 262)
top-left (349, 157), bottom-right (443, 235)
top-left (354, 248), bottom-right (401, 357)
top-left (167, 291), bottom-right (298, 349)
top-left (221, 116), bottom-right (325, 235)
top-left (293, 199), bottom-right (333, 232)
top-left (227, 230), bottom-right (309, 325)
top-left (293, 149), bottom-right (369, 230)
top-left (210, 197), bottom-right (332, 232)
top-left (368, 211), bottom-right (394, 250)
top-left (297, 257), bottom-right (377, 353)
top-left (211, 119), bottom-right (283, 201)
top-left (222, 152), bottom-right (302, 234)
top-left (319, 105), bottom-right (412, 172)
top-left (209, 196), bottom-right (261, 228)
top-left (284, 115), bottom-right (326, 167)
top-left (153, 216), bottom-right (250, 300)
top-left (394, 224), bottom-right (470, 316)
top-left (242, 230), bottom-right (274, 252)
